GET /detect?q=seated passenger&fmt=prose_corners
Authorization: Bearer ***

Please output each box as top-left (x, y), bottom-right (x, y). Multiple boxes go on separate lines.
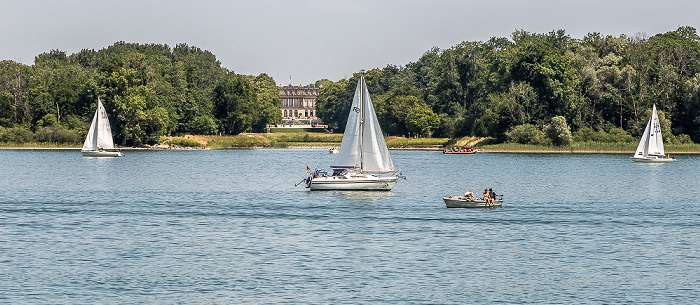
top-left (463, 191), bottom-right (475, 201)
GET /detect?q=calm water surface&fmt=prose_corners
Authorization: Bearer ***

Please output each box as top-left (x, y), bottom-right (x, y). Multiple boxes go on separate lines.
top-left (0, 149), bottom-right (698, 304)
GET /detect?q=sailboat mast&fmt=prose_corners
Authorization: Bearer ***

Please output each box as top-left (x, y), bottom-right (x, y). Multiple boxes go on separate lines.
top-left (359, 77), bottom-right (365, 172)
top-left (93, 100), bottom-right (100, 150)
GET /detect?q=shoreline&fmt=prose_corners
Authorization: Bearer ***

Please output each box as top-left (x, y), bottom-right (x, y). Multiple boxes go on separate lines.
top-left (2, 145), bottom-right (699, 154)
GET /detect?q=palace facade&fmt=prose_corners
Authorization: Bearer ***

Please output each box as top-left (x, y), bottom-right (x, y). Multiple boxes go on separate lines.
top-left (279, 84), bottom-right (321, 125)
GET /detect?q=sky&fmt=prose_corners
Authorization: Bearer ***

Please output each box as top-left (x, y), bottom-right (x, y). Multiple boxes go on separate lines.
top-left (2, 0), bottom-right (699, 86)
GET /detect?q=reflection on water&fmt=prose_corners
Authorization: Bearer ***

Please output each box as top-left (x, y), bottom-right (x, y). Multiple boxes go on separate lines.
top-left (332, 190), bottom-right (396, 204)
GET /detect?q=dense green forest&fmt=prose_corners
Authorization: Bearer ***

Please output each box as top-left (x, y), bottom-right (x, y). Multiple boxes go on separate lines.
top-left (2, 26), bottom-right (700, 147)
top-left (0, 42), bottom-right (281, 145)
top-left (316, 26), bottom-right (700, 145)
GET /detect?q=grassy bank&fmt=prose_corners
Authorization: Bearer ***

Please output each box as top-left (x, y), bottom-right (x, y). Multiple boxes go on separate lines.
top-left (0, 142), bottom-right (81, 148)
top-left (478, 141), bottom-right (700, 153)
top-left (3, 132), bottom-right (699, 153)
top-left (195, 133), bottom-right (451, 149)
top-left (268, 128), bottom-right (328, 133)
top-left (385, 137), bottom-right (450, 148)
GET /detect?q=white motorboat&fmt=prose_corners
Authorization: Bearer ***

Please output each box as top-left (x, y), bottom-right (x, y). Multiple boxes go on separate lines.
top-left (443, 196), bottom-right (503, 208)
top-left (329, 147), bottom-right (339, 154)
top-left (81, 98), bottom-right (124, 157)
top-left (303, 76), bottom-right (403, 191)
top-left (630, 104), bottom-right (675, 163)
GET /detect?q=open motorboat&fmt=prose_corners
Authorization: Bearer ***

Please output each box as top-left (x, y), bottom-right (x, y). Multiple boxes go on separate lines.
top-left (302, 76), bottom-right (403, 191)
top-left (443, 148), bottom-right (476, 154)
top-left (82, 98), bottom-right (124, 157)
top-left (443, 195), bottom-right (503, 208)
top-left (630, 104), bottom-right (675, 163)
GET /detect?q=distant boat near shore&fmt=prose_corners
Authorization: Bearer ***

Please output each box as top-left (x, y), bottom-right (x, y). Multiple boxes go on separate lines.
top-left (81, 98), bottom-right (123, 157)
top-left (630, 104), bottom-right (676, 163)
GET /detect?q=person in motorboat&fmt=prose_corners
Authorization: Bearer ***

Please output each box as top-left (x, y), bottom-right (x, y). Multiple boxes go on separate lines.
top-left (462, 191), bottom-right (476, 201)
top-left (483, 189), bottom-right (491, 203)
top-left (489, 188), bottom-right (501, 202)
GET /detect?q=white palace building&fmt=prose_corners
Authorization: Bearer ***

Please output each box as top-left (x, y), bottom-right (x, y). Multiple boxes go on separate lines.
top-left (278, 82), bottom-right (323, 127)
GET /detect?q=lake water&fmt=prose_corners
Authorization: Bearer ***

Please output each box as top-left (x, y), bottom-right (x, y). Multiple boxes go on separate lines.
top-left (1, 149), bottom-right (698, 304)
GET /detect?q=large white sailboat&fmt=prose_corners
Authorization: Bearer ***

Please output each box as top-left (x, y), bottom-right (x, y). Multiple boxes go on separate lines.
top-left (630, 104), bottom-right (675, 163)
top-left (304, 76), bottom-right (403, 190)
top-left (82, 98), bottom-right (124, 157)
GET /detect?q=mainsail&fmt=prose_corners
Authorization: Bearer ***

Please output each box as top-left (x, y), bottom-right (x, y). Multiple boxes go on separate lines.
top-left (82, 98), bottom-right (116, 151)
top-left (633, 104), bottom-right (665, 158)
top-left (332, 77), bottom-right (395, 173)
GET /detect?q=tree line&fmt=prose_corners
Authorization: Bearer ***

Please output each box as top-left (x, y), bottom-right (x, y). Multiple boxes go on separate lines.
top-left (0, 42), bottom-right (281, 145)
top-left (2, 26), bottom-right (700, 146)
top-left (315, 26), bottom-right (700, 145)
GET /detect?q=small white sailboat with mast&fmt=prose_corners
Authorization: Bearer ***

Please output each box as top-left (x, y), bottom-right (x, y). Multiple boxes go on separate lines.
top-left (302, 76), bottom-right (404, 190)
top-left (81, 98), bottom-right (124, 157)
top-left (630, 104), bottom-right (675, 163)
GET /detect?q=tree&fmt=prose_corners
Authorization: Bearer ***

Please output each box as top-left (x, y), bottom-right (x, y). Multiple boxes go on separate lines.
top-left (315, 79), bottom-right (353, 131)
top-left (112, 86), bottom-right (150, 144)
top-left (505, 124), bottom-right (547, 145)
top-left (0, 60), bottom-right (31, 126)
top-left (250, 73), bottom-right (281, 131)
top-left (374, 86), bottom-right (425, 136)
top-left (545, 116), bottom-right (572, 146)
top-left (405, 102), bottom-right (440, 137)
top-left (213, 74), bottom-right (259, 135)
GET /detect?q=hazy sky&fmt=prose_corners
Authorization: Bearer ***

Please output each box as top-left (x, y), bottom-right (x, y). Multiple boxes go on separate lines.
top-left (2, 0), bottom-right (698, 85)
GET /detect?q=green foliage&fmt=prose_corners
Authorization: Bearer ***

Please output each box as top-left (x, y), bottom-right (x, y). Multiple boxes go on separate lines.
top-left (315, 78), bottom-right (353, 131)
top-left (405, 102), bottom-right (440, 137)
top-left (266, 133), bottom-right (343, 143)
top-left (213, 74), bottom-right (259, 135)
top-left (572, 126), bottom-right (636, 143)
top-left (250, 73), bottom-right (282, 131)
top-left (36, 113), bottom-right (57, 126)
top-left (505, 124), bottom-right (548, 145)
top-left (385, 137), bottom-right (450, 147)
top-left (34, 125), bottom-right (81, 143)
top-left (0, 42), bottom-right (250, 146)
top-left (204, 134), bottom-right (271, 148)
top-left (0, 126), bottom-right (34, 143)
top-left (170, 137), bottom-right (203, 147)
top-left (189, 115), bottom-right (218, 135)
top-left (312, 26), bottom-right (700, 144)
top-left (3, 27), bottom-right (700, 145)
top-left (545, 116), bottom-right (572, 146)
top-left (374, 86), bottom-right (426, 136)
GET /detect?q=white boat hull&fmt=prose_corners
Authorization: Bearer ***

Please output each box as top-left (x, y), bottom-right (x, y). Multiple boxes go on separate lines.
top-left (81, 150), bottom-right (124, 157)
top-left (630, 156), bottom-right (676, 163)
top-left (443, 197), bottom-right (503, 208)
top-left (309, 175), bottom-right (398, 191)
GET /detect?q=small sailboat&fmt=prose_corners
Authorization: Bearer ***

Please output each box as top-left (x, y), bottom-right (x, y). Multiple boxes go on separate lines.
top-left (303, 76), bottom-right (403, 190)
top-left (82, 98), bottom-right (124, 157)
top-left (630, 104), bottom-right (675, 163)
